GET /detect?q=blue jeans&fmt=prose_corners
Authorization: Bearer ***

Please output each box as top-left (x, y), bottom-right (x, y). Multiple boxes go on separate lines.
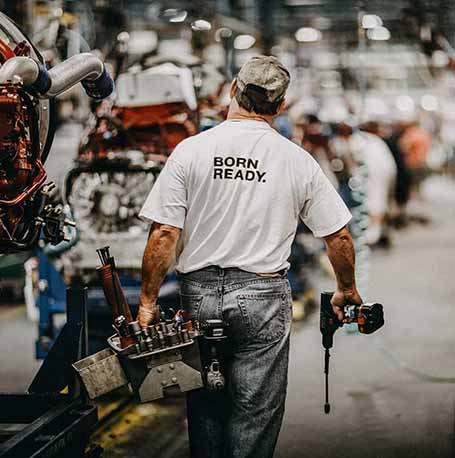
top-left (180, 266), bottom-right (293, 458)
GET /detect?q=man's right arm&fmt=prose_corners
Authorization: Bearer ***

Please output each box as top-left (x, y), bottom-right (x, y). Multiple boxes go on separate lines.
top-left (323, 226), bottom-right (363, 320)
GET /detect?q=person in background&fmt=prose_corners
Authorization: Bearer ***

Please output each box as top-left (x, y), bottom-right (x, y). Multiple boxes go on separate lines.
top-left (301, 114), bottom-right (338, 189)
top-left (398, 120), bottom-right (432, 198)
top-left (378, 121), bottom-right (412, 228)
top-left (332, 122), bottom-right (397, 247)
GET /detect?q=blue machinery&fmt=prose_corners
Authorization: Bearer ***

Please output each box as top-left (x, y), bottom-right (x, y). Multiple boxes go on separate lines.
top-left (0, 287), bottom-right (98, 458)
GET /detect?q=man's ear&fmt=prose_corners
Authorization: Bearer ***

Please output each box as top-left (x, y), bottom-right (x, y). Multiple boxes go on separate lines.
top-left (277, 98), bottom-right (286, 115)
top-left (230, 79), bottom-right (237, 99)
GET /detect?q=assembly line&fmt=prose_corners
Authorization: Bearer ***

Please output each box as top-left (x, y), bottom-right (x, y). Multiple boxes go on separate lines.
top-left (0, 1), bottom-right (454, 458)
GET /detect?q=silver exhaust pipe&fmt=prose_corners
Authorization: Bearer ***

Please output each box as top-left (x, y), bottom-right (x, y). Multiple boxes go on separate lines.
top-left (0, 53), bottom-right (113, 99)
top-left (45, 53), bottom-right (104, 97)
top-left (0, 56), bottom-right (40, 86)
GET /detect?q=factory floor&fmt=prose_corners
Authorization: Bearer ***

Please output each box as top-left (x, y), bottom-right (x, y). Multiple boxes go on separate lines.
top-left (0, 176), bottom-right (454, 458)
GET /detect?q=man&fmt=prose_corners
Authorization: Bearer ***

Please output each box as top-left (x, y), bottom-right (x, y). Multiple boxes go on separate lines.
top-left (138, 56), bottom-right (362, 458)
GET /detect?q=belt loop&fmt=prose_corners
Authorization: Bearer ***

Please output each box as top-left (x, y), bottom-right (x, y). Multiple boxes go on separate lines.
top-left (216, 266), bottom-right (224, 294)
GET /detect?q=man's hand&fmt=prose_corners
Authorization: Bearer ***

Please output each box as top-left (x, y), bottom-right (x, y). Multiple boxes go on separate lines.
top-left (139, 222), bottom-right (181, 330)
top-left (330, 288), bottom-right (363, 322)
top-left (324, 226), bottom-right (362, 321)
top-left (138, 301), bottom-right (160, 329)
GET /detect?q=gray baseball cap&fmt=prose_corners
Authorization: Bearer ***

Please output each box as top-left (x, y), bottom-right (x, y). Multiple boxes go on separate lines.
top-left (237, 56), bottom-right (290, 103)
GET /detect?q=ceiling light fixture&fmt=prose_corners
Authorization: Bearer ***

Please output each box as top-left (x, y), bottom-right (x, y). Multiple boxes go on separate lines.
top-left (362, 14), bottom-right (383, 29)
top-left (233, 34), bottom-right (256, 50)
top-left (295, 27), bottom-right (322, 42)
top-left (191, 19), bottom-right (212, 31)
top-left (367, 26), bottom-right (391, 41)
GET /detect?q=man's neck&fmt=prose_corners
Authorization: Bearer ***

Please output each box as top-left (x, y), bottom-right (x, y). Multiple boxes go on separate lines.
top-left (227, 101), bottom-right (274, 126)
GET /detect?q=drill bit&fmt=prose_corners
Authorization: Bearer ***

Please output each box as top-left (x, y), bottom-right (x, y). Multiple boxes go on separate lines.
top-left (324, 349), bottom-right (331, 414)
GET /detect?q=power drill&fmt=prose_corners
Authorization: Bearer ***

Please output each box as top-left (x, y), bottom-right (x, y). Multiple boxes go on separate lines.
top-left (320, 291), bottom-right (384, 414)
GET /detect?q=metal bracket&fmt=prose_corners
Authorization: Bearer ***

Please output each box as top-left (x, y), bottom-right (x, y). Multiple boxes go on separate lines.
top-left (138, 361), bottom-right (203, 402)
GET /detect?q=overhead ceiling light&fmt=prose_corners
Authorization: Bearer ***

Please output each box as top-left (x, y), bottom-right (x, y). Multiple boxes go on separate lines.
top-left (162, 8), bottom-right (187, 23)
top-left (285, 0), bottom-right (324, 5)
top-left (421, 94), bottom-right (438, 111)
top-left (395, 95), bottom-right (414, 112)
top-left (362, 14), bottom-right (383, 29)
top-left (191, 19), bottom-right (212, 31)
top-left (367, 26), bottom-right (390, 41)
top-left (169, 11), bottom-right (187, 23)
top-left (295, 27), bottom-right (322, 42)
top-left (432, 50), bottom-right (449, 67)
top-left (233, 34), bottom-right (256, 50)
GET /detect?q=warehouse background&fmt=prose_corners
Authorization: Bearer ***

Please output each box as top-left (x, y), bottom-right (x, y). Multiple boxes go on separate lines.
top-left (0, 1), bottom-right (454, 457)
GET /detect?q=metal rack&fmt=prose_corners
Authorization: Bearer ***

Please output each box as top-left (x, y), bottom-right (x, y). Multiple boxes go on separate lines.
top-left (0, 287), bottom-right (99, 458)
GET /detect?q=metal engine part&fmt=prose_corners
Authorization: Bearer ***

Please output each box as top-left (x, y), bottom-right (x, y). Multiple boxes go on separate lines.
top-left (0, 12), bottom-right (113, 252)
top-left (64, 168), bottom-right (156, 272)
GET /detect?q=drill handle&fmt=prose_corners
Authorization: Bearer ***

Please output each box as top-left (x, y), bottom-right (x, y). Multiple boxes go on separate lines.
top-left (320, 291), bottom-right (342, 349)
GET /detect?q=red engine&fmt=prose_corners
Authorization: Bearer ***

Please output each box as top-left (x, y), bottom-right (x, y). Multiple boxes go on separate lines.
top-left (0, 11), bottom-right (113, 252)
top-left (0, 46), bottom-right (48, 251)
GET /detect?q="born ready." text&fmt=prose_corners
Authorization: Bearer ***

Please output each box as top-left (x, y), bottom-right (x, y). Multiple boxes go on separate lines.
top-left (213, 156), bottom-right (267, 183)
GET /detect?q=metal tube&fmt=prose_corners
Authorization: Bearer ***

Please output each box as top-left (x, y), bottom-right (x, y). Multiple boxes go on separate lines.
top-left (0, 56), bottom-right (39, 85)
top-left (0, 53), bottom-right (108, 99)
top-left (46, 53), bottom-right (104, 97)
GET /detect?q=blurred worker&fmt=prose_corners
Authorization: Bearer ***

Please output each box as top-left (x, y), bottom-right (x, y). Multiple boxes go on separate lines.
top-left (301, 114), bottom-right (338, 188)
top-left (137, 56), bottom-right (362, 458)
top-left (359, 129), bottom-right (397, 246)
top-left (398, 121), bottom-right (432, 197)
top-left (333, 123), bottom-right (397, 246)
top-left (383, 122), bottom-right (412, 227)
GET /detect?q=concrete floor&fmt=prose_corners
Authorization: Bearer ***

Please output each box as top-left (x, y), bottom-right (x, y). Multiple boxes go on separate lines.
top-left (278, 176), bottom-right (455, 458)
top-left (0, 176), bottom-right (454, 457)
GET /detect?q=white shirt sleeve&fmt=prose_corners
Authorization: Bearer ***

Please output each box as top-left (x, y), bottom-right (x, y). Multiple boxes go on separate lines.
top-left (138, 158), bottom-right (187, 229)
top-left (300, 165), bottom-right (352, 238)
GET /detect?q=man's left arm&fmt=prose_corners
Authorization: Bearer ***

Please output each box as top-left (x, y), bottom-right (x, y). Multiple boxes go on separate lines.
top-left (138, 223), bottom-right (181, 329)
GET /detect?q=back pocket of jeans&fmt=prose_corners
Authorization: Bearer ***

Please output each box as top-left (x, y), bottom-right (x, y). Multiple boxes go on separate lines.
top-left (180, 293), bottom-right (204, 321)
top-left (237, 293), bottom-right (290, 345)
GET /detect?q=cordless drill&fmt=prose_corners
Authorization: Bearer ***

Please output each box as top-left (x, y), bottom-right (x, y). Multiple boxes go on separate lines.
top-left (320, 291), bottom-right (384, 414)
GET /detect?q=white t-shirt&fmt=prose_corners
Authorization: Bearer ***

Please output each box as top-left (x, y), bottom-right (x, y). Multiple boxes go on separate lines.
top-left (350, 131), bottom-right (397, 215)
top-left (139, 119), bottom-right (351, 273)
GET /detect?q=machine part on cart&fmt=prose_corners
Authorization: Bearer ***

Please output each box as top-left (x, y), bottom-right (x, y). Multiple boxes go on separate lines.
top-left (114, 315), bottom-right (129, 337)
top-left (64, 168), bottom-right (157, 274)
top-left (181, 328), bottom-right (190, 343)
top-left (96, 247), bottom-right (135, 348)
top-left (73, 250), bottom-right (227, 401)
top-left (139, 359), bottom-right (203, 402)
top-left (320, 291), bottom-right (384, 414)
top-left (74, 316), bottom-right (228, 402)
top-left (72, 348), bottom-right (129, 399)
top-left (128, 320), bottom-right (142, 338)
top-left (113, 332), bottom-right (203, 402)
